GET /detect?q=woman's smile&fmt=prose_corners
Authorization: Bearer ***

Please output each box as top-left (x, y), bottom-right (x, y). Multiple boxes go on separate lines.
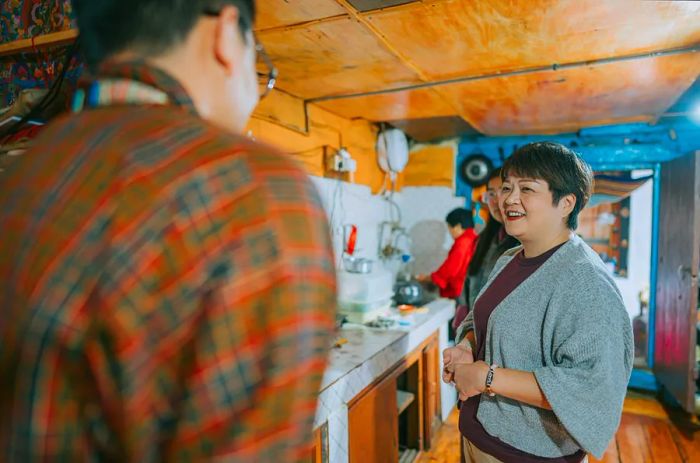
top-left (504, 210), bottom-right (526, 221)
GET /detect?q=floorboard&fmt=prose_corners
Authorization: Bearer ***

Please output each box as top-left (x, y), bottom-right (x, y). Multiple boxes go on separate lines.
top-left (418, 394), bottom-right (699, 463)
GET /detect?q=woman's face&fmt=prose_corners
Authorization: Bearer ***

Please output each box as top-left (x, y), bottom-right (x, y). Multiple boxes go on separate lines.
top-left (485, 176), bottom-right (503, 223)
top-left (498, 174), bottom-right (571, 242)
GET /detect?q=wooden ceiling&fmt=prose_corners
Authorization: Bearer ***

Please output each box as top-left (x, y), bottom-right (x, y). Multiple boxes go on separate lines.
top-left (255, 0), bottom-right (700, 140)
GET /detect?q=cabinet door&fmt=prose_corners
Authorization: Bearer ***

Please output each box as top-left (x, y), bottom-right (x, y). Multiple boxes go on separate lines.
top-left (422, 334), bottom-right (441, 449)
top-left (310, 424), bottom-right (326, 463)
top-left (348, 370), bottom-right (399, 463)
top-left (655, 151), bottom-right (700, 412)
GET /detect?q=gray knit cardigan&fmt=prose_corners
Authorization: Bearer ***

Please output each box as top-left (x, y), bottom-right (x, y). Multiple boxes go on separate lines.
top-left (456, 235), bottom-right (633, 458)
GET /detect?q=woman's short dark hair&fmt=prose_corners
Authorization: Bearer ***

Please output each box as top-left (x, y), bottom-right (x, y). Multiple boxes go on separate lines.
top-left (501, 142), bottom-right (593, 230)
top-left (73, 0), bottom-right (256, 68)
top-left (446, 208), bottom-right (474, 230)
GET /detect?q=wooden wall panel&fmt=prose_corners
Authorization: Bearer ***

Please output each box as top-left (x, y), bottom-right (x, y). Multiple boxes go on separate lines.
top-left (252, 89), bottom-right (308, 134)
top-left (439, 53), bottom-right (700, 135)
top-left (258, 17), bottom-right (421, 99)
top-left (247, 102), bottom-right (396, 193)
top-left (403, 144), bottom-right (455, 188)
top-left (363, 0), bottom-right (700, 80)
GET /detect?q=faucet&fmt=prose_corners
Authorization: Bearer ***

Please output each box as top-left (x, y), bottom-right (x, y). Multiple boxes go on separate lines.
top-left (378, 221), bottom-right (410, 260)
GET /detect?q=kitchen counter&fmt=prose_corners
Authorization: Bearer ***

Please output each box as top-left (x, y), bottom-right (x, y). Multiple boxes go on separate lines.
top-left (315, 298), bottom-right (455, 462)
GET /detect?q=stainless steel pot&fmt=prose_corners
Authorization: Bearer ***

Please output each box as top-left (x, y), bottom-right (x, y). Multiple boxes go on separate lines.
top-left (394, 280), bottom-right (423, 305)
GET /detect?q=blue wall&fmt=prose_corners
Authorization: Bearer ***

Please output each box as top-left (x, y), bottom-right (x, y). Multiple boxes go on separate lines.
top-left (456, 120), bottom-right (700, 202)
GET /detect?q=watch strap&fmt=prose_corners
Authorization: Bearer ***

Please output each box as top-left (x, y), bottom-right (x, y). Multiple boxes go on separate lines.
top-left (485, 364), bottom-right (499, 397)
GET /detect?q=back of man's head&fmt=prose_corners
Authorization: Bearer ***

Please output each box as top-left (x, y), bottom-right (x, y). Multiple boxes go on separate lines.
top-left (72, 0), bottom-right (260, 134)
top-left (73, 0), bottom-right (256, 69)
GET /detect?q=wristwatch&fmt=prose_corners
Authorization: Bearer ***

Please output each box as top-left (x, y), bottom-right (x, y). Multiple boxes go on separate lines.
top-left (485, 364), bottom-right (499, 397)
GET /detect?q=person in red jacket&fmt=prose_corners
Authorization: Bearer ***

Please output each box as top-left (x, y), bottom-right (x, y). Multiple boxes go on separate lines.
top-left (418, 208), bottom-right (477, 299)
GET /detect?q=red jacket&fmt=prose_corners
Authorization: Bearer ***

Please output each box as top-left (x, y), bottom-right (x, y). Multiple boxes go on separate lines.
top-left (431, 228), bottom-right (478, 298)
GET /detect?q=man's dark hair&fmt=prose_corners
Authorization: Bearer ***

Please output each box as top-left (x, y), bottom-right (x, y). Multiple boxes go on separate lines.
top-left (73, 0), bottom-right (256, 68)
top-left (446, 208), bottom-right (474, 230)
top-left (501, 142), bottom-right (593, 229)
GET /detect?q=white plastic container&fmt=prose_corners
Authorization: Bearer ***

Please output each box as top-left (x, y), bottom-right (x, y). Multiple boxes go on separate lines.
top-left (337, 267), bottom-right (394, 322)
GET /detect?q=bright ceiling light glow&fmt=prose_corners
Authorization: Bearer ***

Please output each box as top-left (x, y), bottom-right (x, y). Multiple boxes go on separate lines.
top-left (692, 101), bottom-right (700, 124)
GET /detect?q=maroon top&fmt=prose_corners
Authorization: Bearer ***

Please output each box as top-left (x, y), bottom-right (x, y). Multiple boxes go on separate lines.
top-left (459, 243), bottom-right (586, 463)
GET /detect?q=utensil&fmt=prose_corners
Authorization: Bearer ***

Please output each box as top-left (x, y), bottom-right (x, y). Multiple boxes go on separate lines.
top-left (343, 224), bottom-right (357, 255)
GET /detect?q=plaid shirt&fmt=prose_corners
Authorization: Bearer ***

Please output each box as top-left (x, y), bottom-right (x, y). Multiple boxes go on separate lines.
top-left (0, 62), bottom-right (337, 462)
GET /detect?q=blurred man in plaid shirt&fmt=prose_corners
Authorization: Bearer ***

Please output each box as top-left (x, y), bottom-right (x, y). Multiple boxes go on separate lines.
top-left (0, 1), bottom-right (337, 461)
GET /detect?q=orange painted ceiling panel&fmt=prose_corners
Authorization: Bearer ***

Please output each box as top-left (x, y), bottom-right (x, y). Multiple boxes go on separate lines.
top-left (255, 0), bottom-right (347, 30)
top-left (441, 52), bottom-right (700, 135)
top-left (316, 87), bottom-right (457, 121)
top-left (258, 17), bottom-right (422, 99)
top-left (363, 0), bottom-right (700, 80)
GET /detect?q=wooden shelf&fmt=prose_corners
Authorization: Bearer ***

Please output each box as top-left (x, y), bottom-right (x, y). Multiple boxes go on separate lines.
top-left (0, 30), bottom-right (78, 58)
top-left (397, 389), bottom-right (415, 416)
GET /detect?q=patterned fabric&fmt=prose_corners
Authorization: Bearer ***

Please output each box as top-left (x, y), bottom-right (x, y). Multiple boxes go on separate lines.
top-left (0, 61), bottom-right (337, 462)
top-left (0, 1), bottom-right (79, 107)
top-left (0, 0), bottom-right (74, 41)
top-left (0, 50), bottom-right (84, 107)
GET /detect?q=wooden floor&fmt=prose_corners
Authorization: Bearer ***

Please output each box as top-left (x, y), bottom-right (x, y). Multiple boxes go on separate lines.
top-left (418, 393), bottom-right (700, 463)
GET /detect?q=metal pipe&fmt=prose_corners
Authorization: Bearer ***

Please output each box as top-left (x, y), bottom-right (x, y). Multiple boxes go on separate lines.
top-left (307, 44), bottom-right (700, 104)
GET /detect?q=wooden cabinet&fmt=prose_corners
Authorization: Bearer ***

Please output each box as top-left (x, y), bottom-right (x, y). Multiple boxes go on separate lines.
top-left (310, 424), bottom-right (326, 463)
top-left (348, 366), bottom-right (400, 463)
top-left (422, 335), bottom-right (442, 448)
top-left (347, 331), bottom-right (441, 463)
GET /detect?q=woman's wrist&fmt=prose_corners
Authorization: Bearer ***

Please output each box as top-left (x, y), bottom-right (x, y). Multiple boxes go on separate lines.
top-left (477, 361), bottom-right (490, 393)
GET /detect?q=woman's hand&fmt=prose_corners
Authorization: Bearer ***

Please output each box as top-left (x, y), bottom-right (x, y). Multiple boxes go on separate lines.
top-left (453, 361), bottom-right (490, 401)
top-left (442, 342), bottom-right (474, 384)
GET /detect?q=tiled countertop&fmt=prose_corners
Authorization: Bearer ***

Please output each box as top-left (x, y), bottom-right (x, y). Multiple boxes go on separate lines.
top-left (315, 298), bottom-right (455, 427)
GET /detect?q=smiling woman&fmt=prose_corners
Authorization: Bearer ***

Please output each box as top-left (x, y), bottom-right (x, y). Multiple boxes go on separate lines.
top-left (445, 142), bottom-right (633, 463)
top-left (498, 142), bottom-right (592, 256)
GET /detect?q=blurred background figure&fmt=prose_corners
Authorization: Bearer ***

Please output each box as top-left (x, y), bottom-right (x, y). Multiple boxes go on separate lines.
top-left (417, 208), bottom-right (477, 334)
